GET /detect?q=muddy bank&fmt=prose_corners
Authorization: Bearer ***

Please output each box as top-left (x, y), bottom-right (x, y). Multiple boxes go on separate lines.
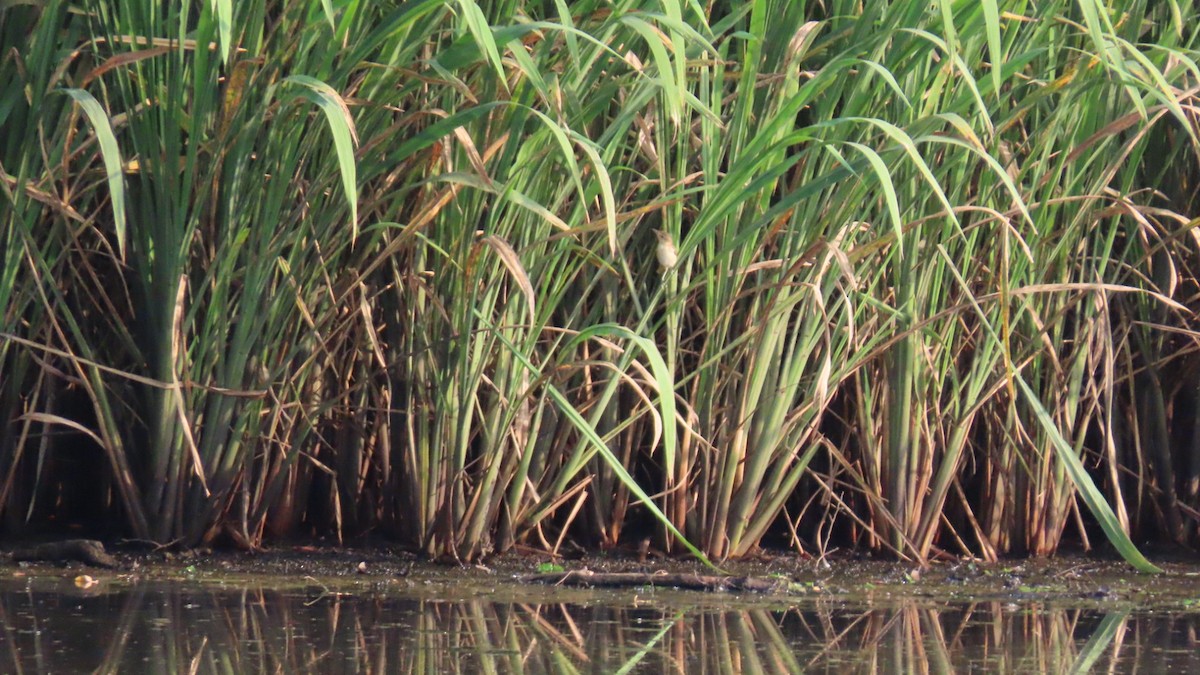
top-left (3, 540), bottom-right (1200, 608)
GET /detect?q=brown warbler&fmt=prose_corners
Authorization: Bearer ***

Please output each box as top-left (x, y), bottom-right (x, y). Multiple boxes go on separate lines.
top-left (653, 229), bottom-right (677, 270)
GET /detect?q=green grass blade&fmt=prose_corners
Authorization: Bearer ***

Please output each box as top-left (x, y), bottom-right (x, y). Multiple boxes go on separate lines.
top-left (1069, 610), bottom-right (1130, 675)
top-left (981, 0), bottom-right (1002, 95)
top-left (212, 0), bottom-right (232, 64)
top-left (283, 75), bottom-right (359, 240)
top-left (483, 313), bottom-right (708, 568)
top-left (1014, 375), bottom-right (1161, 573)
top-left (570, 324), bottom-right (676, 485)
top-left (60, 88), bottom-right (126, 261)
top-left (456, 0), bottom-right (506, 85)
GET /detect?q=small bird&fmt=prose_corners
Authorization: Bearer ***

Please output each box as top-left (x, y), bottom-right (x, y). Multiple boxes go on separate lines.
top-left (653, 229), bottom-right (677, 270)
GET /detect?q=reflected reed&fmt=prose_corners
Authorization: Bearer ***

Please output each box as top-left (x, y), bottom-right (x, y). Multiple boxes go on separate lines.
top-left (1, 578), bottom-right (1198, 673)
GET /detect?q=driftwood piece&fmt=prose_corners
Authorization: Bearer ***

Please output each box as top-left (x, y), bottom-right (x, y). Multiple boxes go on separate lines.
top-left (11, 539), bottom-right (119, 568)
top-left (520, 570), bottom-right (795, 594)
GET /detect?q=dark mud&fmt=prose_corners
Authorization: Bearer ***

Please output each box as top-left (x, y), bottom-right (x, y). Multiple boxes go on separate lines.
top-left (3, 540), bottom-right (1200, 609)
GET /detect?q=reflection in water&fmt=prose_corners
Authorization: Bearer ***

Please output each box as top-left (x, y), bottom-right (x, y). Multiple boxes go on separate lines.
top-left (1, 576), bottom-right (1198, 673)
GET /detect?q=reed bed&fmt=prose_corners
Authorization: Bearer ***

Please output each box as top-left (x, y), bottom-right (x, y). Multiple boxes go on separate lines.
top-left (1, 0), bottom-right (1198, 565)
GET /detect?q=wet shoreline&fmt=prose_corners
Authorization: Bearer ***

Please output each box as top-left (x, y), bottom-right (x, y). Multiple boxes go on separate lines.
top-left (5, 542), bottom-right (1199, 609)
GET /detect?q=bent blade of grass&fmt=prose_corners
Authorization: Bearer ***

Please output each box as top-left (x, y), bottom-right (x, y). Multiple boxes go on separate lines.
top-left (320, 0), bottom-right (336, 31)
top-left (1014, 375), bottom-right (1160, 573)
top-left (392, 102), bottom-right (592, 245)
top-left (648, 4), bottom-right (719, 56)
top-left (500, 189), bottom-right (571, 232)
top-left (942, 246), bottom-right (1160, 572)
top-left (505, 38), bottom-right (553, 106)
top-left (613, 613), bottom-right (680, 675)
top-left (455, 0), bottom-right (506, 85)
top-left (843, 116), bottom-right (959, 227)
top-left (567, 131), bottom-right (617, 256)
top-left (621, 15), bottom-right (682, 127)
top-left (483, 313), bottom-right (709, 567)
top-left (842, 141), bottom-right (903, 255)
top-left (551, 0), bottom-right (580, 65)
top-left (544, 372), bottom-right (701, 561)
top-left (1069, 610), bottom-right (1130, 675)
top-left (1114, 40), bottom-right (1197, 142)
top-left (896, 29), bottom-right (993, 136)
top-left (853, 58), bottom-right (912, 110)
top-left (916, 128), bottom-right (1033, 227)
top-left (569, 324), bottom-right (676, 485)
top-left (60, 88), bottom-right (126, 261)
top-left (479, 234), bottom-right (535, 319)
top-left (1075, 0), bottom-right (1146, 118)
top-left (283, 75), bottom-right (359, 240)
top-left (18, 412), bottom-right (106, 448)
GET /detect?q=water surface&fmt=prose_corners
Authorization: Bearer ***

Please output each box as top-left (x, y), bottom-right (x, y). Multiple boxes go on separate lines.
top-left (2, 567), bottom-right (1199, 673)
